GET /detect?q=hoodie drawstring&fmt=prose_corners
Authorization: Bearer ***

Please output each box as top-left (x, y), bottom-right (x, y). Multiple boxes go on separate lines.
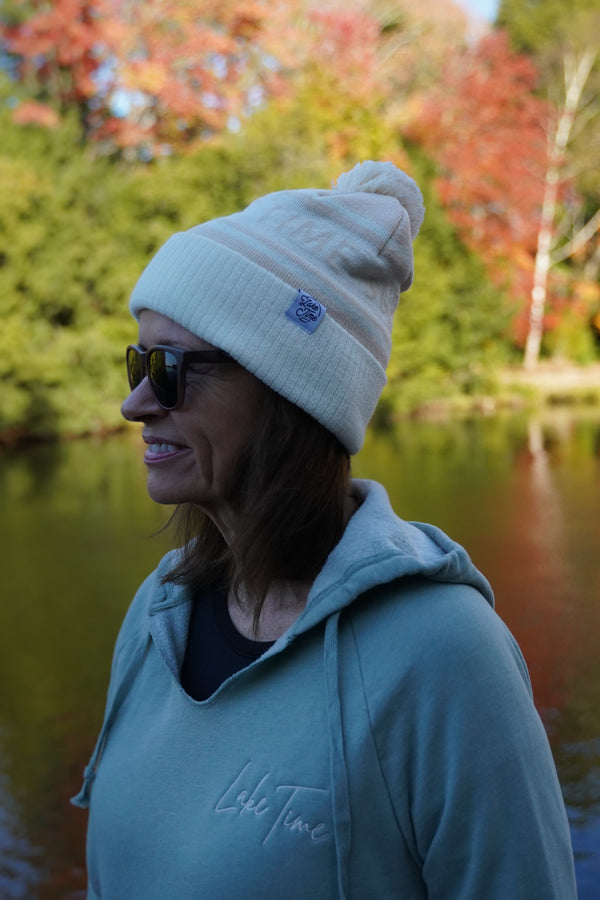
top-left (71, 632), bottom-right (151, 808)
top-left (325, 611), bottom-right (351, 900)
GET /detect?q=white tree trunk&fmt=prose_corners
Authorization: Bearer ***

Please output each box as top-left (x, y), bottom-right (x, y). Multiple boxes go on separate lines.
top-left (523, 49), bottom-right (597, 370)
top-left (523, 173), bottom-right (558, 370)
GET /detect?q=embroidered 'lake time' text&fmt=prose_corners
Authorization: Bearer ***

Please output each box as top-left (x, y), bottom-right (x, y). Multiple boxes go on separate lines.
top-left (215, 760), bottom-right (330, 845)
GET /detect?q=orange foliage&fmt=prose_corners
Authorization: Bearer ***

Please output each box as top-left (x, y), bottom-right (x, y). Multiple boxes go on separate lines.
top-left (1, 0), bottom-right (473, 155)
top-left (4, 0), bottom-right (124, 102)
top-left (1, 0), bottom-right (280, 151)
top-left (408, 31), bottom-right (551, 306)
top-left (11, 99), bottom-right (60, 128)
top-left (304, 8), bottom-right (381, 99)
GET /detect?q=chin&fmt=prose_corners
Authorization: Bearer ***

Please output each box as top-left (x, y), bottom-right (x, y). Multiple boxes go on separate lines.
top-left (145, 474), bottom-right (211, 510)
top-left (145, 474), bottom-right (187, 506)
top-left (146, 488), bottom-right (180, 506)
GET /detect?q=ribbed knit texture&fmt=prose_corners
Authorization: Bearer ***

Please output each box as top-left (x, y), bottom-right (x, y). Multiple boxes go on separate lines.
top-left (130, 161), bottom-right (425, 453)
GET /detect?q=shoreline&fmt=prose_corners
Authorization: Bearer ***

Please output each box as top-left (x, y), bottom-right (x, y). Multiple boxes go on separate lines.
top-left (500, 362), bottom-right (600, 397)
top-left (2, 364), bottom-right (600, 447)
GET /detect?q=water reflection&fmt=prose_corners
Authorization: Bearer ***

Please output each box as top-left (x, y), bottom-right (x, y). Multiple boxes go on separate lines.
top-left (1, 413), bottom-right (599, 898)
top-left (0, 434), bottom-right (170, 900)
top-left (0, 762), bottom-right (42, 900)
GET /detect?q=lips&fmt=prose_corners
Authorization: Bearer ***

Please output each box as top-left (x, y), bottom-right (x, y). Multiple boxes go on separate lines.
top-left (143, 436), bottom-right (189, 463)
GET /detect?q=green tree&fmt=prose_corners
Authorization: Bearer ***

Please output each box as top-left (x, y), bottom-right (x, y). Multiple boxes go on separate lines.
top-left (497, 0), bottom-right (599, 57)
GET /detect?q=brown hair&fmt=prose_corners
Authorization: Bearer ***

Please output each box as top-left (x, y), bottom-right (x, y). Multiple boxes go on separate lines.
top-left (163, 383), bottom-right (351, 635)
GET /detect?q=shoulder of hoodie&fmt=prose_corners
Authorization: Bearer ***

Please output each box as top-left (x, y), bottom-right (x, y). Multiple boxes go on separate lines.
top-left (332, 580), bottom-right (540, 797)
top-left (330, 483), bottom-right (530, 693)
top-left (345, 574), bottom-right (532, 697)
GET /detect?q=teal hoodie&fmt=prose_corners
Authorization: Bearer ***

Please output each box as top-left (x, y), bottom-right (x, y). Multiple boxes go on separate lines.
top-left (73, 480), bottom-right (576, 899)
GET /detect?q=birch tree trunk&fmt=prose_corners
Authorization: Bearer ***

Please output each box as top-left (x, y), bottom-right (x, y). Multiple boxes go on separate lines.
top-left (523, 49), bottom-right (597, 370)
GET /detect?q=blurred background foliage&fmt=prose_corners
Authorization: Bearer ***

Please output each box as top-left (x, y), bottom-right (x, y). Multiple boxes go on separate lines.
top-left (0, 0), bottom-right (599, 442)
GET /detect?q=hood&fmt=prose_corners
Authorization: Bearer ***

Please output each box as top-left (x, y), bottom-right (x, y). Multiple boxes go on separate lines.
top-left (274, 479), bottom-right (493, 649)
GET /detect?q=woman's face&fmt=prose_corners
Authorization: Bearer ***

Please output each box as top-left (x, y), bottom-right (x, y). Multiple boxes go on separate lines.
top-left (121, 310), bottom-right (262, 539)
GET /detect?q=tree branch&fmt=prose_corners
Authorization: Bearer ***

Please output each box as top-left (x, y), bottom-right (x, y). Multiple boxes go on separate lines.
top-left (551, 207), bottom-right (600, 264)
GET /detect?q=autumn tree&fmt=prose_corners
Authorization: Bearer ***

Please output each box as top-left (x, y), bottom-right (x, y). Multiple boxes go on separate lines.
top-left (368, 0), bottom-right (471, 96)
top-left (1, 0), bottom-right (125, 138)
top-left (406, 32), bottom-right (549, 324)
top-left (1, 0), bottom-right (474, 157)
top-left (0, 0), bottom-right (288, 154)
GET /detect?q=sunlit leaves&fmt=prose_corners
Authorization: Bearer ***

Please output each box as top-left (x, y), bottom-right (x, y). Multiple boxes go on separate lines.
top-left (0, 0), bottom-right (473, 156)
top-left (1, 0), bottom-right (281, 153)
top-left (406, 30), bottom-right (553, 348)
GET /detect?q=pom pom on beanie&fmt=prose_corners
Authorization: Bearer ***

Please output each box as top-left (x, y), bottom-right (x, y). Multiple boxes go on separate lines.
top-left (130, 160), bottom-right (424, 454)
top-left (334, 160), bottom-right (424, 240)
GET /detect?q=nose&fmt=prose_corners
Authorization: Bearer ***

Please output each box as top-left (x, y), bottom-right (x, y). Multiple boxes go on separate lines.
top-left (121, 377), bottom-right (166, 422)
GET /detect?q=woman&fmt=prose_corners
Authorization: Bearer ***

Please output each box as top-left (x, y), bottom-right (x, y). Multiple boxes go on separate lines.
top-left (74, 161), bottom-right (576, 898)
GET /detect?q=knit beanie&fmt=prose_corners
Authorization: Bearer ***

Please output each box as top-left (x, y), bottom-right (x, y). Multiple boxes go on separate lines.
top-left (129, 160), bottom-right (425, 454)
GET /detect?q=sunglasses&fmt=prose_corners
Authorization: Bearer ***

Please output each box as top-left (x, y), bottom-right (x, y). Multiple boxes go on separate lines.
top-left (126, 344), bottom-right (233, 410)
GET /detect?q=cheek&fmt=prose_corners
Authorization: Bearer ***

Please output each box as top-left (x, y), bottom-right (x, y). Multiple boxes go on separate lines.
top-left (178, 374), bottom-right (262, 488)
top-left (184, 420), bottom-right (244, 490)
top-left (217, 419), bottom-right (253, 476)
top-left (213, 406), bottom-right (258, 484)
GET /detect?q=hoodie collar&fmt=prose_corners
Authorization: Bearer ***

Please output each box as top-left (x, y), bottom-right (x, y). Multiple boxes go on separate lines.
top-left (279, 479), bottom-right (493, 643)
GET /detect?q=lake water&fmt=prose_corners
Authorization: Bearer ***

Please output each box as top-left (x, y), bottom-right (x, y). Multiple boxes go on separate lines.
top-left (1, 409), bottom-right (599, 899)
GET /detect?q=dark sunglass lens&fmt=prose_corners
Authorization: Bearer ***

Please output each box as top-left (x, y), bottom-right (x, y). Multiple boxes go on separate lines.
top-left (148, 348), bottom-right (179, 408)
top-left (127, 347), bottom-right (144, 390)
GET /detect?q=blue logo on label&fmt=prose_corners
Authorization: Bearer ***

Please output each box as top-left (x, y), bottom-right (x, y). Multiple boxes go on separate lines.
top-left (285, 290), bottom-right (326, 334)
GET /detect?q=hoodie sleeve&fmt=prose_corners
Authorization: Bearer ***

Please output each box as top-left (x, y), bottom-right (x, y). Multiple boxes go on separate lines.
top-left (351, 577), bottom-right (577, 900)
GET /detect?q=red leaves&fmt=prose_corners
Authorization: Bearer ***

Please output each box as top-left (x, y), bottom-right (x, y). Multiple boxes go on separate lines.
top-left (1, 0), bottom-right (279, 152)
top-left (11, 99), bottom-right (60, 127)
top-left (1, 0), bottom-right (474, 159)
top-left (410, 31), bottom-right (550, 289)
top-left (305, 8), bottom-right (381, 98)
top-left (5, 0), bottom-right (119, 99)
top-left (2, 0), bottom-right (397, 154)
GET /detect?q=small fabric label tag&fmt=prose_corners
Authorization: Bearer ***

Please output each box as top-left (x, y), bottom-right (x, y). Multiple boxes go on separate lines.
top-left (285, 290), bottom-right (326, 334)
